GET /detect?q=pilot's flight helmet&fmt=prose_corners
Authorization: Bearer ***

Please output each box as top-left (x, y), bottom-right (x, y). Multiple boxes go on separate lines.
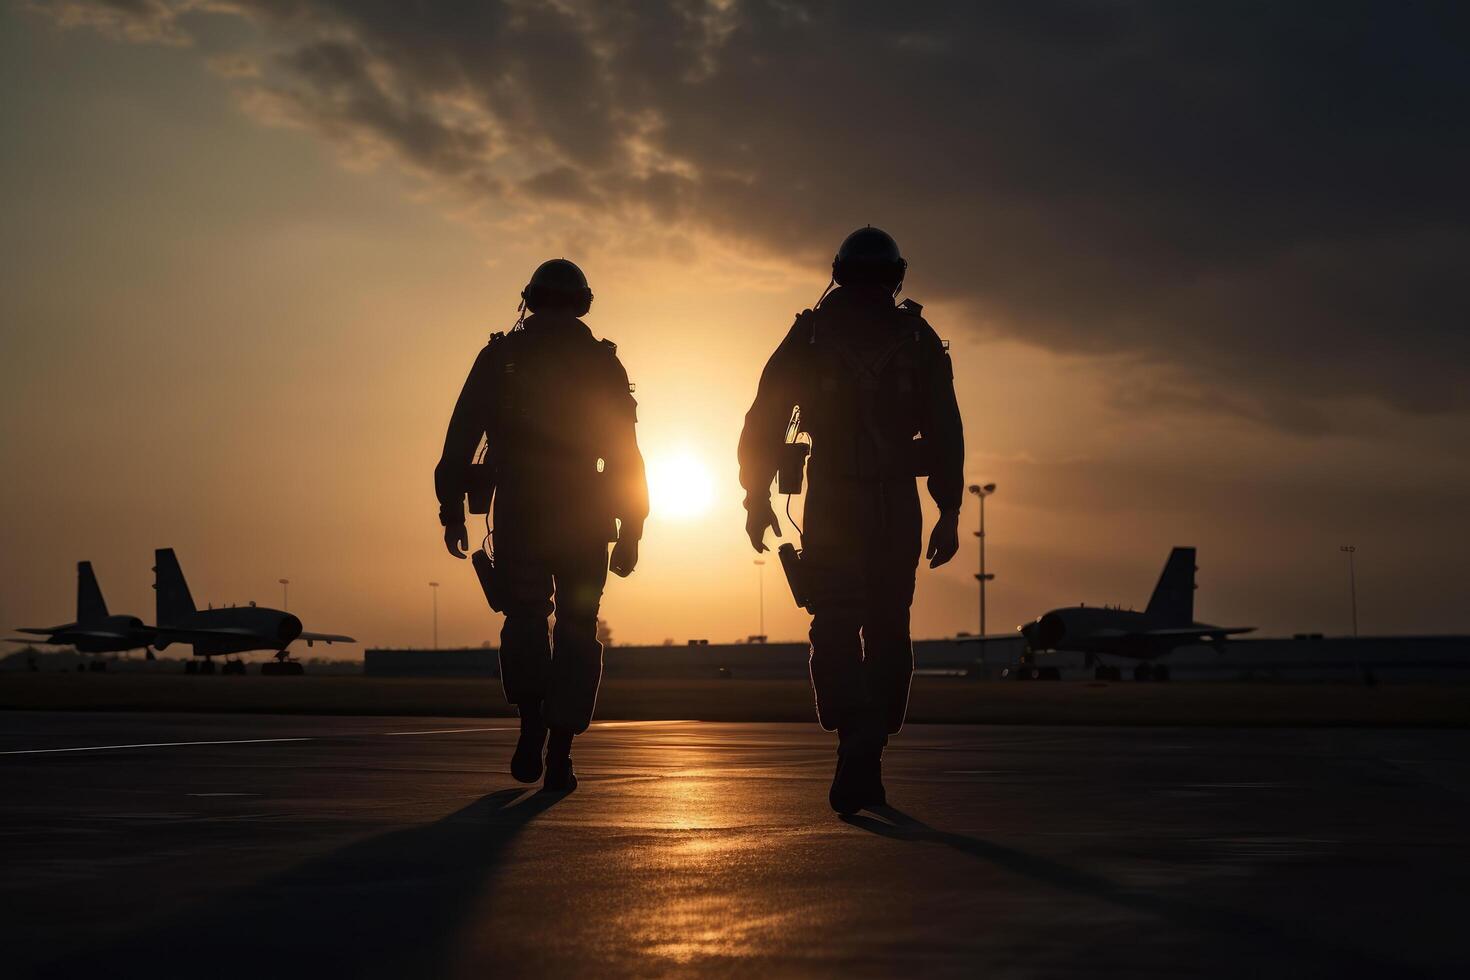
top-left (522, 258), bottom-right (593, 316)
top-left (832, 226), bottom-right (907, 290)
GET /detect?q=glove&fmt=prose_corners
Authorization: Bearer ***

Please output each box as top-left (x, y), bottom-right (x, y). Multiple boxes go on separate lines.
top-left (745, 498), bottom-right (782, 552)
top-left (444, 522), bottom-right (469, 559)
top-left (926, 510), bottom-right (960, 568)
top-left (610, 537), bottom-right (639, 577)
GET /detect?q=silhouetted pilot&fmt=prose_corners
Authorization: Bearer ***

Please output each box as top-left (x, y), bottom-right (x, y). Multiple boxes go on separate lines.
top-left (436, 259), bottom-right (648, 792)
top-left (738, 228), bottom-right (964, 814)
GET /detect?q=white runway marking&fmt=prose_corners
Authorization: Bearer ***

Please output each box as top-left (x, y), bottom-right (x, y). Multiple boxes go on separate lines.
top-left (0, 737), bottom-right (313, 756)
top-left (2, 727), bottom-right (524, 755)
top-left (1, 719), bottom-right (655, 758)
top-left (381, 727), bottom-right (516, 736)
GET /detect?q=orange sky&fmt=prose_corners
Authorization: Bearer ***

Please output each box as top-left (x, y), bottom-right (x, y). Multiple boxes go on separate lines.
top-left (3, 7), bottom-right (1468, 653)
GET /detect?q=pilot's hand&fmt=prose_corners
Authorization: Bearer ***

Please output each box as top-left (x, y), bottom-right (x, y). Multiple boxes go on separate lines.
top-left (926, 510), bottom-right (960, 568)
top-left (745, 499), bottom-right (782, 552)
top-left (610, 537), bottom-right (639, 578)
top-left (444, 522), bottom-right (469, 559)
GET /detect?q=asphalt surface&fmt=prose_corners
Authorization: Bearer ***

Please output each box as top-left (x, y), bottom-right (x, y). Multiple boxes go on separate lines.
top-left (2, 713), bottom-right (1468, 979)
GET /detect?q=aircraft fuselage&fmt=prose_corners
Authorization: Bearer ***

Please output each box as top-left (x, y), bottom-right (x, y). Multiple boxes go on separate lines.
top-left (1020, 606), bottom-right (1231, 662)
top-left (155, 606), bottom-right (303, 656)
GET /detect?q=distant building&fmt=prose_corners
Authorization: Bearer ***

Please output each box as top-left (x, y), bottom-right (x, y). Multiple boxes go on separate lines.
top-left (364, 634), bottom-right (1470, 681)
top-left (365, 648), bottom-right (497, 677)
top-left (364, 638), bottom-right (1011, 679)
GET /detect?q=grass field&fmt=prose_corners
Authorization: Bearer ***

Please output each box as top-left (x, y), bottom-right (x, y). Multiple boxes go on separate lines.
top-left (2, 673), bottom-right (1469, 726)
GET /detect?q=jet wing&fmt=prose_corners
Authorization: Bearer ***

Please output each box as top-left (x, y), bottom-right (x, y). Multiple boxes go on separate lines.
top-left (67, 628), bottom-right (156, 640)
top-left (8, 628), bottom-right (153, 643)
top-left (154, 627), bottom-right (355, 645)
top-left (155, 627), bottom-right (270, 641)
top-left (1139, 626), bottom-right (1256, 638)
top-left (1066, 626), bottom-right (1257, 646)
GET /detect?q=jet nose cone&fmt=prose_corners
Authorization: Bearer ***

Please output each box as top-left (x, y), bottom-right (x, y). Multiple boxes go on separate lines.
top-left (1028, 613), bottom-right (1065, 651)
top-left (278, 614), bottom-right (303, 646)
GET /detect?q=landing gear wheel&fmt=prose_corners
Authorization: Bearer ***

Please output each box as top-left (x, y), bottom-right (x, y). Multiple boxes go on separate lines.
top-left (1152, 665), bottom-right (1171, 681)
top-left (198, 659), bottom-right (216, 675)
top-left (262, 658), bottom-right (305, 676)
top-left (1039, 667), bottom-right (1062, 681)
top-left (1133, 664), bottom-right (1152, 682)
top-left (1095, 665), bottom-right (1121, 681)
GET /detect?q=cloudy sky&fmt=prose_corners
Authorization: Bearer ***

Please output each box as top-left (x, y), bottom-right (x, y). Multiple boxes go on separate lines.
top-left (3, 0), bottom-right (1468, 649)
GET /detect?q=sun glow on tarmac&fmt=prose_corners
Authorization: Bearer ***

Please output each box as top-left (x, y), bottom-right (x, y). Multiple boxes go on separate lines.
top-left (647, 450), bottom-right (717, 521)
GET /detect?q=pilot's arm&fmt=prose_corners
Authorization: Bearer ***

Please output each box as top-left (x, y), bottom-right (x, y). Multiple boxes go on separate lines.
top-left (737, 315), bottom-right (808, 551)
top-left (603, 355), bottom-right (649, 577)
top-left (434, 342), bottom-right (498, 558)
top-left (918, 324), bottom-right (965, 567)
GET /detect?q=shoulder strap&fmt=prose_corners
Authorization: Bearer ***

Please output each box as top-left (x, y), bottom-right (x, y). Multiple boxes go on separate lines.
top-left (594, 336), bottom-right (637, 397)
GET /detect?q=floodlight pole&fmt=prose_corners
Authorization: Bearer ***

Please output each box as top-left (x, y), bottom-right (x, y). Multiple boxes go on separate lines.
top-left (278, 578), bottom-right (290, 611)
top-left (968, 483), bottom-right (997, 651)
top-left (1339, 546), bottom-right (1358, 637)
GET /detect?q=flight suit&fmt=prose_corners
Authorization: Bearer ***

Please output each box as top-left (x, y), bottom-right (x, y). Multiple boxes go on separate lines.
top-left (738, 285), bottom-right (964, 734)
top-left (436, 313), bottom-right (648, 733)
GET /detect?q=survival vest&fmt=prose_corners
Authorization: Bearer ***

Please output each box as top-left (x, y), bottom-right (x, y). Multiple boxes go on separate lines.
top-left (793, 298), bottom-right (946, 481)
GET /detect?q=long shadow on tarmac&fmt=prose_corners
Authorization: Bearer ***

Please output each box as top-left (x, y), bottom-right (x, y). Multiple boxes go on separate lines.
top-left (44, 788), bottom-right (564, 980)
top-left (843, 806), bottom-right (1426, 979)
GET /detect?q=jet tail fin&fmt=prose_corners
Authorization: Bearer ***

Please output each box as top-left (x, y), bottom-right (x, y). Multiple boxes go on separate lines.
top-left (153, 548), bottom-right (196, 625)
top-left (1144, 547), bottom-right (1196, 626)
top-left (77, 561), bottom-right (108, 622)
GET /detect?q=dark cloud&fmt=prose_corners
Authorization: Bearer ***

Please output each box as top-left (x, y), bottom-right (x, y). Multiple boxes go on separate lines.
top-left (36, 0), bottom-right (1470, 422)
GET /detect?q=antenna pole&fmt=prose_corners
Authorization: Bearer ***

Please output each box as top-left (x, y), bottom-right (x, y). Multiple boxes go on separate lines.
top-left (1340, 546), bottom-right (1358, 637)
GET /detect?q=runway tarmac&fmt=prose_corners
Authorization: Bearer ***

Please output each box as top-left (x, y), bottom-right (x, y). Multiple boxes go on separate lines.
top-left (3, 712), bottom-right (1468, 978)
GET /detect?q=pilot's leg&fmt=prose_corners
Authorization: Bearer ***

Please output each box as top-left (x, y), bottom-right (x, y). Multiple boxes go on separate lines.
top-left (808, 602), bottom-right (867, 732)
top-left (862, 604), bottom-right (915, 736)
top-left (836, 485), bottom-right (920, 810)
top-left (499, 556), bottom-right (554, 783)
top-left (812, 596), bottom-right (887, 815)
top-left (803, 489), bottom-right (871, 733)
top-left (863, 491), bottom-right (922, 736)
top-left (809, 565), bottom-right (886, 815)
top-left (542, 541), bottom-right (610, 791)
top-left (803, 485), bottom-right (890, 814)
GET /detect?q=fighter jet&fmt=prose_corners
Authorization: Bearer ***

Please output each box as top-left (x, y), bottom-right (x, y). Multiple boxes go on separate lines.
top-left (7, 561), bottom-right (156, 657)
top-left (150, 548), bottom-right (354, 674)
top-left (1016, 547), bottom-right (1253, 680)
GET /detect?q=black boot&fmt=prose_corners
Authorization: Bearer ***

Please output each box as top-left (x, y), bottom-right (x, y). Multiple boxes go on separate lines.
top-left (830, 709), bottom-right (885, 815)
top-left (543, 727), bottom-right (578, 792)
top-left (511, 701), bottom-right (548, 784)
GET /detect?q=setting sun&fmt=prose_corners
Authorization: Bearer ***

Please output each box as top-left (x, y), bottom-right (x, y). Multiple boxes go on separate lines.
top-left (647, 450), bottom-right (716, 522)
